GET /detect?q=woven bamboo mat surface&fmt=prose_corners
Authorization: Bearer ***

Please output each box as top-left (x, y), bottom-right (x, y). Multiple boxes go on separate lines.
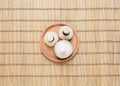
top-left (0, 0), bottom-right (120, 86)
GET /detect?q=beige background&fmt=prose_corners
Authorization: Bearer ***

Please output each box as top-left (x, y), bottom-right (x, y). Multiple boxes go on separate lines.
top-left (0, 0), bottom-right (120, 86)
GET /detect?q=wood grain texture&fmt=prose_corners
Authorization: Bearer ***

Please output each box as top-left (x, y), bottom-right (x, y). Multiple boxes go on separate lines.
top-left (0, 0), bottom-right (120, 86)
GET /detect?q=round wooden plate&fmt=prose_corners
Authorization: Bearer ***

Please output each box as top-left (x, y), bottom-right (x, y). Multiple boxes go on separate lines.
top-left (40, 24), bottom-right (79, 62)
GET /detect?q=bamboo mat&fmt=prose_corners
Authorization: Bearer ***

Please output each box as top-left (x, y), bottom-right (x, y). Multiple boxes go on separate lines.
top-left (0, 0), bottom-right (120, 86)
